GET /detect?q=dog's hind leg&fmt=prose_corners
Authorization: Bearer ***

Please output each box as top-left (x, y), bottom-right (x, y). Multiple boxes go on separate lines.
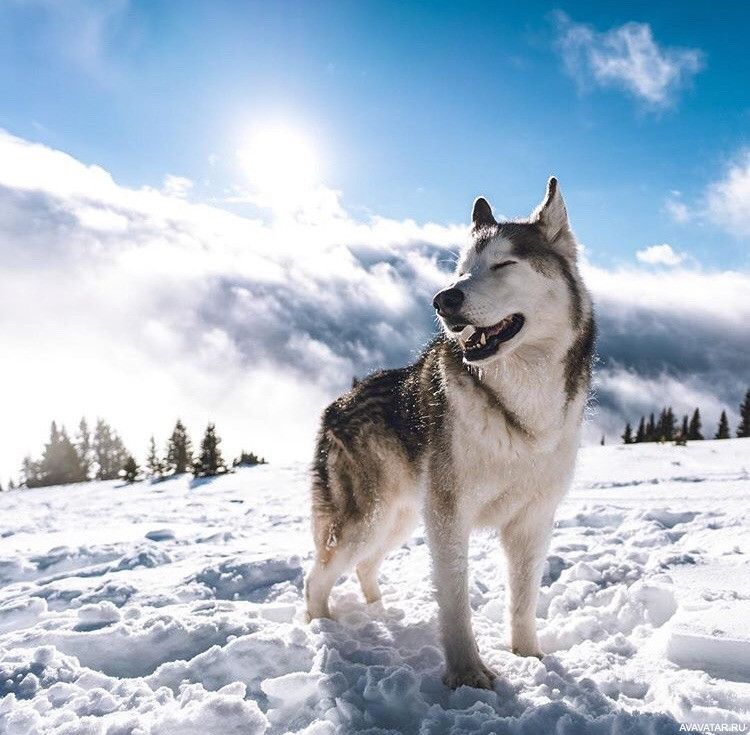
top-left (356, 504), bottom-right (419, 604)
top-left (305, 543), bottom-right (354, 620)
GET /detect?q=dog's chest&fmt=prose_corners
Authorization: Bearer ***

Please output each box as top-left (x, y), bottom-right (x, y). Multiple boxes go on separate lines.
top-left (445, 371), bottom-right (579, 517)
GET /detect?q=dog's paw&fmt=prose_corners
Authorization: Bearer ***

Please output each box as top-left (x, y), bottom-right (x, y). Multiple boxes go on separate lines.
top-left (442, 662), bottom-right (496, 690)
top-left (511, 645), bottom-right (544, 660)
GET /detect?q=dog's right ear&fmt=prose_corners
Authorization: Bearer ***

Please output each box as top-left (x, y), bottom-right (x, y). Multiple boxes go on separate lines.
top-left (471, 197), bottom-right (497, 230)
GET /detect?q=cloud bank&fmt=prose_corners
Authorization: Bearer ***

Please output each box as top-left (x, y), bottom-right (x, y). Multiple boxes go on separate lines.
top-left (0, 129), bottom-right (748, 477)
top-left (554, 13), bottom-right (704, 108)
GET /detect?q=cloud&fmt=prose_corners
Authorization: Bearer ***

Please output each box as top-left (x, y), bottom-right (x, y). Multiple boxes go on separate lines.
top-left (664, 193), bottom-right (692, 224)
top-left (705, 149), bottom-right (750, 237)
top-left (554, 12), bottom-right (704, 107)
top-left (635, 244), bottom-right (685, 266)
top-left (0, 129), bottom-right (747, 478)
top-left (662, 149), bottom-right (750, 238)
top-left (162, 175), bottom-right (194, 199)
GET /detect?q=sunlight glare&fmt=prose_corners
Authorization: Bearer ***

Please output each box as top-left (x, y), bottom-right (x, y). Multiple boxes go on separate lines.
top-left (238, 125), bottom-right (319, 210)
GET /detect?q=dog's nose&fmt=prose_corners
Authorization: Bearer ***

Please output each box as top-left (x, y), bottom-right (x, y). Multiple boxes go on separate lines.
top-left (433, 288), bottom-right (465, 314)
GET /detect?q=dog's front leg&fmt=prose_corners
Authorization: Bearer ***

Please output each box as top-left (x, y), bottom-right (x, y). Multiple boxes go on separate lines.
top-left (426, 491), bottom-right (495, 690)
top-left (501, 504), bottom-right (556, 658)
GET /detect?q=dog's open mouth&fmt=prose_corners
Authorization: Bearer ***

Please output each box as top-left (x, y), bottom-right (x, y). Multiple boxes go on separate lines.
top-left (456, 313), bottom-right (525, 361)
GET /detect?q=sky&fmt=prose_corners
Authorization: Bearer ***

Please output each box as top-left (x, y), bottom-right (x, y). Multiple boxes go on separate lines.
top-left (1, 1), bottom-right (749, 479)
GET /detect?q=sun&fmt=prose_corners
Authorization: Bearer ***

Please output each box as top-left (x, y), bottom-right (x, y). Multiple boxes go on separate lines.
top-left (238, 125), bottom-right (319, 210)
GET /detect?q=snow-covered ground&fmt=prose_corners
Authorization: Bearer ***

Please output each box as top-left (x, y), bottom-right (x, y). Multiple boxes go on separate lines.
top-left (1, 439), bottom-right (749, 734)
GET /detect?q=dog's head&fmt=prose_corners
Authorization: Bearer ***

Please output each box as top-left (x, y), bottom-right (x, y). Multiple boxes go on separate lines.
top-left (434, 177), bottom-right (582, 366)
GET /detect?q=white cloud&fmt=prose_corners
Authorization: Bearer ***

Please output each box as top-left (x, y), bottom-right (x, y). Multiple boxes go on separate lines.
top-left (0, 129), bottom-right (747, 479)
top-left (635, 243), bottom-right (685, 266)
top-left (554, 12), bottom-right (704, 107)
top-left (162, 174), bottom-right (194, 199)
top-left (705, 149), bottom-right (750, 237)
top-left (664, 195), bottom-right (691, 224)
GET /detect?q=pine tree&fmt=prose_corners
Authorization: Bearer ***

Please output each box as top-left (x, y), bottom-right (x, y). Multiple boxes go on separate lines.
top-left (233, 450), bottom-right (267, 467)
top-left (737, 389), bottom-right (750, 438)
top-left (680, 414), bottom-right (689, 439)
top-left (635, 416), bottom-right (646, 443)
top-left (145, 436), bottom-right (165, 479)
top-left (8, 479), bottom-right (15, 491)
top-left (193, 423), bottom-right (227, 478)
top-left (22, 456), bottom-right (43, 488)
top-left (688, 408), bottom-right (703, 440)
top-left (93, 419), bottom-right (130, 480)
top-left (676, 414), bottom-right (689, 445)
top-left (715, 410), bottom-right (730, 440)
top-left (645, 413), bottom-right (656, 442)
top-left (166, 420), bottom-right (193, 474)
top-left (663, 407), bottom-right (676, 442)
top-left (75, 417), bottom-right (93, 481)
top-left (122, 455), bottom-right (140, 483)
top-left (621, 422), bottom-right (633, 444)
top-left (39, 422), bottom-right (85, 486)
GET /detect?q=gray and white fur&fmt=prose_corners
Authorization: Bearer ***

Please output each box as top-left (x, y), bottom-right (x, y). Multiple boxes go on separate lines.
top-left (305, 177), bottom-right (595, 690)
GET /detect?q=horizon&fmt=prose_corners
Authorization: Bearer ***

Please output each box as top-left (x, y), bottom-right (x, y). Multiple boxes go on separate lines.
top-left (1, 1), bottom-right (750, 480)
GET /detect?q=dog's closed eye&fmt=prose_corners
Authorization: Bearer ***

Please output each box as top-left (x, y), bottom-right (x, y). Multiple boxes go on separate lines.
top-left (491, 260), bottom-right (517, 271)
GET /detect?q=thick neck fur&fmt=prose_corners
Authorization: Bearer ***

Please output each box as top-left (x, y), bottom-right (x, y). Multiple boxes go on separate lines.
top-left (474, 339), bottom-right (577, 440)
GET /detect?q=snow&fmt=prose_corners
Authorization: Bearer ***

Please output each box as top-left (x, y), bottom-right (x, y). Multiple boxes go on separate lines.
top-left (1, 439), bottom-right (749, 733)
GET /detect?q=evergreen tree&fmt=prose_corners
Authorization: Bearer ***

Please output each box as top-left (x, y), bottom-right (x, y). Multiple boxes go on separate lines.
top-left (166, 420), bottom-right (192, 474)
top-left (715, 410), bottom-right (730, 440)
top-left (8, 479), bottom-right (15, 490)
top-left (688, 408), bottom-right (703, 440)
top-left (145, 436), bottom-right (165, 478)
top-left (600, 435), bottom-right (605, 446)
top-left (656, 408), bottom-right (666, 441)
top-left (655, 407), bottom-right (676, 442)
top-left (634, 416), bottom-right (646, 443)
top-left (233, 450), bottom-right (267, 467)
top-left (663, 407), bottom-right (676, 442)
top-left (193, 423), bottom-right (227, 478)
top-left (680, 414), bottom-right (689, 441)
top-left (93, 419), bottom-right (129, 480)
top-left (75, 417), bottom-right (93, 481)
top-left (39, 422), bottom-right (85, 486)
top-left (621, 422), bottom-right (633, 444)
top-left (737, 389), bottom-right (750, 438)
top-left (645, 413), bottom-right (656, 442)
top-left (122, 455), bottom-right (140, 483)
top-left (22, 456), bottom-right (43, 488)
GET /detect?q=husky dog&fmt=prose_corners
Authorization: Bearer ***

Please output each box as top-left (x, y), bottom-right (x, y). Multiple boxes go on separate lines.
top-left (305, 178), bottom-right (595, 689)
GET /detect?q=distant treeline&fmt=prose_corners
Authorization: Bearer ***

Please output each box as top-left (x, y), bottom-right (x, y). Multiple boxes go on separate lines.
top-left (2, 418), bottom-right (266, 491)
top-left (621, 388), bottom-right (750, 445)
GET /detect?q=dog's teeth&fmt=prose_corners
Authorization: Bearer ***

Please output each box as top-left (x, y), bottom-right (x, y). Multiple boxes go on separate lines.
top-left (480, 332), bottom-right (486, 346)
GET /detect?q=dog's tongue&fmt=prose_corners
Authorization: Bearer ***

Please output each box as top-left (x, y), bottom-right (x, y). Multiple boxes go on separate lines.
top-left (485, 321), bottom-right (505, 338)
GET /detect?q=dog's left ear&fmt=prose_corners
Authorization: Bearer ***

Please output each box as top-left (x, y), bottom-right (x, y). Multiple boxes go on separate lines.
top-left (531, 177), bottom-right (576, 259)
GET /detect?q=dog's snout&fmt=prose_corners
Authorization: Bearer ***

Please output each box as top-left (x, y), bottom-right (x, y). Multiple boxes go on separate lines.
top-left (433, 287), bottom-right (465, 314)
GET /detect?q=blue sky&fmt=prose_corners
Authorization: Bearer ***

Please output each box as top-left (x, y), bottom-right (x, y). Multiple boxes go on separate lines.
top-left (1, 1), bottom-right (749, 268)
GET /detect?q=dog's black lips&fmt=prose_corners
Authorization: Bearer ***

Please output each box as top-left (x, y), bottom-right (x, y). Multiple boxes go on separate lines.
top-left (462, 313), bottom-right (525, 362)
